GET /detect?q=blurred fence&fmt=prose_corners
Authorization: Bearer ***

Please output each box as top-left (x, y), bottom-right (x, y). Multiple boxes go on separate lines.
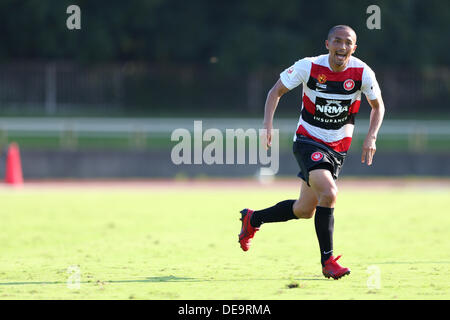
top-left (0, 62), bottom-right (123, 115)
top-left (0, 62), bottom-right (449, 117)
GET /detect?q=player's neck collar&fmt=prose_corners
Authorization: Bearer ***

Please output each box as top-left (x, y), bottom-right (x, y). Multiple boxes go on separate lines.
top-left (326, 53), bottom-right (350, 73)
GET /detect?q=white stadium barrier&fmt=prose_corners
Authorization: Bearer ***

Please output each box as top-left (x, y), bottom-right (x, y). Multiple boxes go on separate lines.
top-left (0, 117), bottom-right (449, 137)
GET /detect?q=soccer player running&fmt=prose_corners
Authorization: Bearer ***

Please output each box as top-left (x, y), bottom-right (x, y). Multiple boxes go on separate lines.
top-left (238, 25), bottom-right (385, 279)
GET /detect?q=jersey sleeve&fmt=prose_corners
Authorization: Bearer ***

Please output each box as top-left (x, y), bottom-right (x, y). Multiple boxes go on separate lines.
top-left (361, 66), bottom-right (381, 100)
top-left (279, 58), bottom-right (311, 90)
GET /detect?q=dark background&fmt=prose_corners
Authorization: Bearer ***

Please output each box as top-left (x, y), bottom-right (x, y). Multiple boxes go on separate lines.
top-left (0, 0), bottom-right (448, 118)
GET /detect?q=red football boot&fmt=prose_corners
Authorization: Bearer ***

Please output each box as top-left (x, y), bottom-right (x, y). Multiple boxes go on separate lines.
top-left (238, 209), bottom-right (259, 251)
top-left (322, 255), bottom-right (351, 280)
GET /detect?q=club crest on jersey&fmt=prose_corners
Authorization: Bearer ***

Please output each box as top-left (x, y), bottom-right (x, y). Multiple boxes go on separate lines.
top-left (317, 74), bottom-right (327, 84)
top-left (316, 74), bottom-right (327, 91)
top-left (311, 152), bottom-right (324, 162)
top-left (343, 79), bottom-right (355, 91)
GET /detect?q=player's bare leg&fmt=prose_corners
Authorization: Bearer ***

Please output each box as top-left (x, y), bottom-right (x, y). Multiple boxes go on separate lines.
top-left (292, 180), bottom-right (318, 219)
top-left (308, 169), bottom-right (338, 208)
top-left (308, 169), bottom-right (350, 279)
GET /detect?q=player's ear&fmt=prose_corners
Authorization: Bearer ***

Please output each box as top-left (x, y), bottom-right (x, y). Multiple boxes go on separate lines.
top-left (325, 39), bottom-right (329, 50)
top-left (352, 44), bottom-right (357, 54)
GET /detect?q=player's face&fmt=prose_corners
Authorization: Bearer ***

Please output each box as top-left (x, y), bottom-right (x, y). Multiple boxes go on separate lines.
top-left (325, 28), bottom-right (357, 70)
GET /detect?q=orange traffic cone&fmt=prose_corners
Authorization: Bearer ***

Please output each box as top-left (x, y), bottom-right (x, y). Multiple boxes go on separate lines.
top-left (5, 142), bottom-right (23, 185)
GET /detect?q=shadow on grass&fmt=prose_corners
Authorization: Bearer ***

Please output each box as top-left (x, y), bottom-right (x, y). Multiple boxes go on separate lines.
top-left (3, 260), bottom-right (449, 286)
top-left (0, 275), bottom-right (326, 286)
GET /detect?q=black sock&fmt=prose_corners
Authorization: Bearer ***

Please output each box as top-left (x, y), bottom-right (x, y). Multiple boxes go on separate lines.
top-left (250, 200), bottom-right (298, 228)
top-left (314, 206), bottom-right (335, 266)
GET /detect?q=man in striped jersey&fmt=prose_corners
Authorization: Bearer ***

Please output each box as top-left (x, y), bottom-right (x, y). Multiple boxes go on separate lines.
top-left (238, 25), bottom-right (385, 280)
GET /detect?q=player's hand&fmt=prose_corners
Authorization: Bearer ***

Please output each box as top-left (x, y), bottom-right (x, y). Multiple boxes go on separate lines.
top-left (261, 122), bottom-right (273, 150)
top-left (361, 136), bottom-right (376, 166)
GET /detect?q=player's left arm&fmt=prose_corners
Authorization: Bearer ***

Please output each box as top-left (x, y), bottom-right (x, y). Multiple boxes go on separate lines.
top-left (361, 96), bottom-right (385, 166)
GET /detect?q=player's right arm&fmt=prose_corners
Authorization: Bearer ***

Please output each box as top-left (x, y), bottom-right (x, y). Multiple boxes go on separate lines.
top-left (262, 79), bottom-right (290, 149)
top-left (262, 58), bottom-right (311, 149)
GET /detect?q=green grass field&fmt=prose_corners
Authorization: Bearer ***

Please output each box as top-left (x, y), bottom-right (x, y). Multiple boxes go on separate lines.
top-left (0, 180), bottom-right (449, 300)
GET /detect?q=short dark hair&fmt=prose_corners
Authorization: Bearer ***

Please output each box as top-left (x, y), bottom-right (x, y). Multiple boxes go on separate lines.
top-left (327, 25), bottom-right (357, 41)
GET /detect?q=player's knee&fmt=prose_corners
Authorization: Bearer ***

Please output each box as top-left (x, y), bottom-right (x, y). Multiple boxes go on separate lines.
top-left (299, 209), bottom-right (315, 219)
top-left (292, 201), bottom-right (315, 219)
top-left (319, 187), bottom-right (338, 206)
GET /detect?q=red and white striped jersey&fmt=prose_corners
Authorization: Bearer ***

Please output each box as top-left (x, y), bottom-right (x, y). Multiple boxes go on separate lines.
top-left (280, 54), bottom-right (381, 153)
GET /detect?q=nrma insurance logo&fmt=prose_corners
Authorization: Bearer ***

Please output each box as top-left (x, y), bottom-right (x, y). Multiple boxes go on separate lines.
top-left (315, 98), bottom-right (351, 119)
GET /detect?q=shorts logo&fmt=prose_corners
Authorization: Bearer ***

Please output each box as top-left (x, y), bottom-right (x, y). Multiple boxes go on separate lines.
top-left (343, 79), bottom-right (355, 91)
top-left (311, 152), bottom-right (324, 162)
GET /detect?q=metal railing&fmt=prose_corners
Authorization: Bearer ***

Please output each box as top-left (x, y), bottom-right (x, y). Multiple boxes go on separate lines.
top-left (0, 62), bottom-right (449, 117)
top-left (0, 117), bottom-right (448, 152)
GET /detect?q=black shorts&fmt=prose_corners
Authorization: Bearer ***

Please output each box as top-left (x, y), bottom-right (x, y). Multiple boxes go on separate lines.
top-left (293, 134), bottom-right (346, 186)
